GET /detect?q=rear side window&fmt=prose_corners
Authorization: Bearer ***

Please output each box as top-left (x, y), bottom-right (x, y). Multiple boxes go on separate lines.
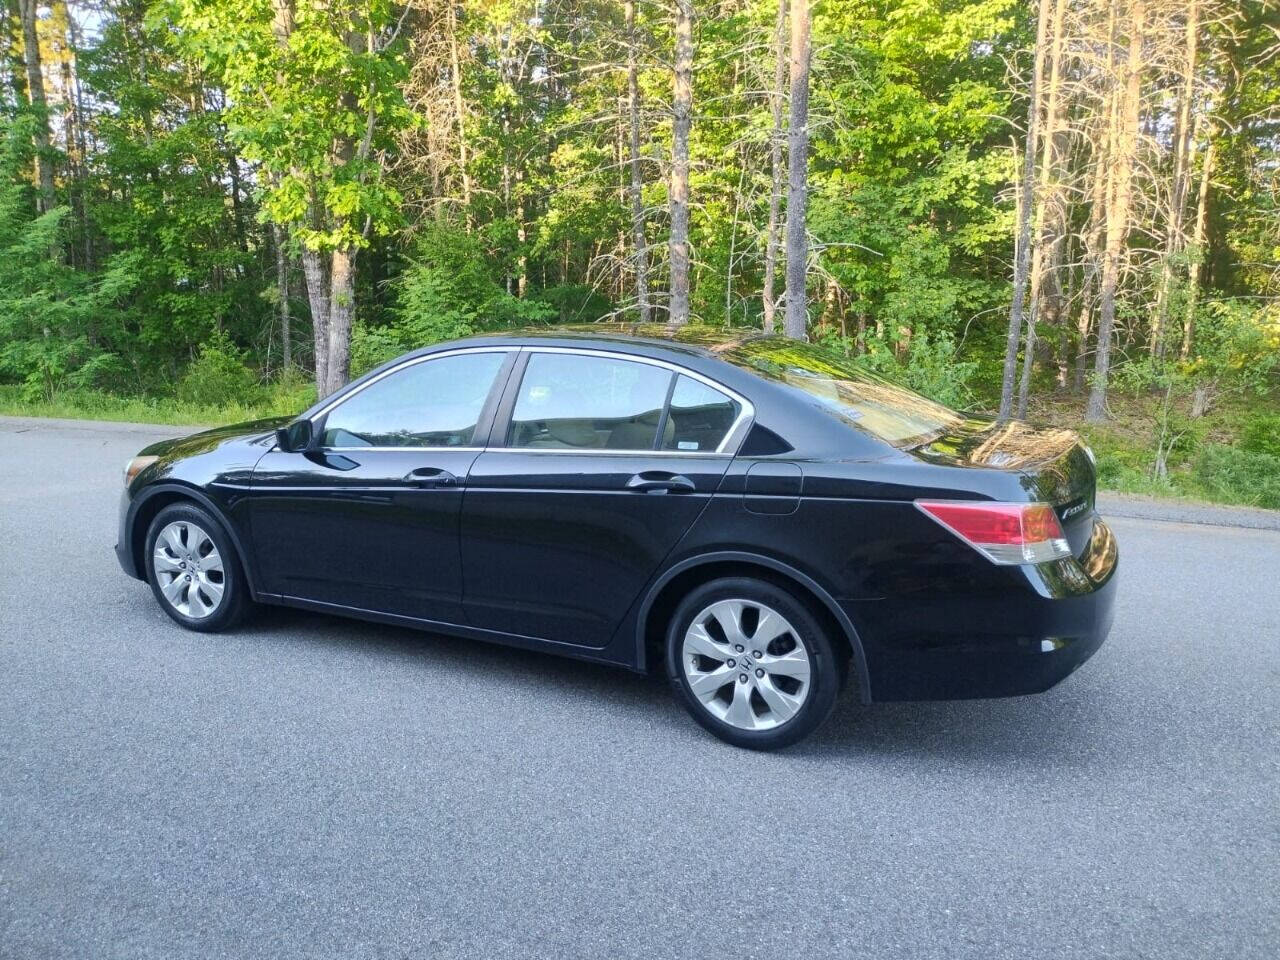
top-left (724, 340), bottom-right (962, 448)
top-left (508, 352), bottom-right (673, 450)
top-left (320, 351), bottom-right (508, 448)
top-left (660, 375), bottom-right (740, 452)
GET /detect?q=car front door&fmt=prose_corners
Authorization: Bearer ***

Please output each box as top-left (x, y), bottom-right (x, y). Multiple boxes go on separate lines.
top-left (248, 348), bottom-right (513, 624)
top-left (460, 349), bottom-right (750, 647)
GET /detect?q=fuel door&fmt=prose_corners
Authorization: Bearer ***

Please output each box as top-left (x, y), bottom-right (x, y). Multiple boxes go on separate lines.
top-left (742, 461), bottom-right (802, 516)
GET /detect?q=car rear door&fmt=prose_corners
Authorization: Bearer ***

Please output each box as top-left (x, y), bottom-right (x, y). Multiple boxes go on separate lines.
top-left (248, 348), bottom-right (514, 624)
top-left (460, 348), bottom-right (750, 647)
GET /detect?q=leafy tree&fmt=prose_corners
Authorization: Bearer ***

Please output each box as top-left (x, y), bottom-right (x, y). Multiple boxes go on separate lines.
top-left (168, 0), bottom-right (412, 396)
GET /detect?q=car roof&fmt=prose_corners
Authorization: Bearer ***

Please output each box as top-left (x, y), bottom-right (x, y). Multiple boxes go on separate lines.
top-left (308, 324), bottom-right (897, 459)
top-left (431, 323), bottom-right (757, 358)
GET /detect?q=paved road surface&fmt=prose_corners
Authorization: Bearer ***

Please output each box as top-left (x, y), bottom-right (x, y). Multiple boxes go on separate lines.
top-left (1, 417), bottom-right (1277, 960)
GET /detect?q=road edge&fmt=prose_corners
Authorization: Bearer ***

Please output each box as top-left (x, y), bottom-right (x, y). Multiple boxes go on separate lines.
top-left (1097, 492), bottom-right (1280, 532)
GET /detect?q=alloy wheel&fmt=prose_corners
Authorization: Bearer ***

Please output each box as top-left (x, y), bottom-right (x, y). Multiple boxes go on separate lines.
top-left (681, 598), bottom-right (812, 731)
top-left (152, 520), bottom-right (225, 619)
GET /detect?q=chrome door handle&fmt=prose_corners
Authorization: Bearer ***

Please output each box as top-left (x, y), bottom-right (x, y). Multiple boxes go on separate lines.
top-left (403, 467), bottom-right (458, 488)
top-left (626, 472), bottom-right (695, 493)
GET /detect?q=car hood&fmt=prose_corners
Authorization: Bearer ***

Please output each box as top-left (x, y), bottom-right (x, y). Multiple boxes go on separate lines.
top-left (139, 416), bottom-right (294, 460)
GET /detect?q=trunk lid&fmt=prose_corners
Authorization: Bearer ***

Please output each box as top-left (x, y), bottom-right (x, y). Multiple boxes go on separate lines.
top-left (912, 417), bottom-right (1097, 555)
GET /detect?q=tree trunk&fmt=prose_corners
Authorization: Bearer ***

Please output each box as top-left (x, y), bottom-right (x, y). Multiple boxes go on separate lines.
top-left (3, 0), bottom-right (27, 104)
top-left (761, 0), bottom-right (787, 333)
top-left (667, 0), bottom-right (694, 329)
top-left (17, 0), bottom-right (54, 213)
top-left (1086, 0), bottom-right (1145, 423)
top-left (782, 0), bottom-right (811, 340)
top-left (325, 248), bottom-right (356, 397)
top-left (625, 0), bottom-right (650, 324)
top-left (999, 0), bottom-right (1052, 418)
top-left (1152, 0), bottom-right (1197, 359)
top-left (726, 152), bottom-right (745, 323)
top-left (1181, 136), bottom-right (1213, 360)
top-left (274, 224), bottom-right (292, 371)
top-left (1016, 0), bottom-right (1068, 418)
top-left (301, 248), bottom-right (331, 393)
top-left (54, 0), bottom-right (87, 268)
top-left (447, 1), bottom-right (472, 222)
top-left (516, 181), bottom-right (528, 299)
top-left (1074, 2), bottom-right (1119, 393)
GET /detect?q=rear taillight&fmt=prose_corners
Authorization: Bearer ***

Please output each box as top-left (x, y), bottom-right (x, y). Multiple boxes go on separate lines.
top-left (916, 500), bottom-right (1071, 565)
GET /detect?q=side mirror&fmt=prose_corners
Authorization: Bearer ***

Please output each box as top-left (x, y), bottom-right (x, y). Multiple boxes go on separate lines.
top-left (275, 419), bottom-right (314, 452)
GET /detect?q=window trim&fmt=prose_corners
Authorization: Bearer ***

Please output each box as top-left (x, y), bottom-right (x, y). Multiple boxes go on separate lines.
top-left (309, 346), bottom-right (515, 453)
top-left (491, 346), bottom-right (754, 457)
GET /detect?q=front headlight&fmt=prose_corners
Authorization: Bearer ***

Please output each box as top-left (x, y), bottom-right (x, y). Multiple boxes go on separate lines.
top-left (123, 454), bottom-right (159, 488)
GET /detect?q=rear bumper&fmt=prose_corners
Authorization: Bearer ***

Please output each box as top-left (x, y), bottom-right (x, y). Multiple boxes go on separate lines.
top-left (848, 517), bottom-right (1119, 701)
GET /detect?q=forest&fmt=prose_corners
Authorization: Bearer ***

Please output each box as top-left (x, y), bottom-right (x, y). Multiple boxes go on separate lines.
top-left (1, 0), bottom-right (1278, 505)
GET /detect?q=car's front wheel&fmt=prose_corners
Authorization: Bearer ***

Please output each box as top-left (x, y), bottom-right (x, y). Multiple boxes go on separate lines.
top-left (144, 503), bottom-right (250, 632)
top-left (666, 577), bottom-right (842, 749)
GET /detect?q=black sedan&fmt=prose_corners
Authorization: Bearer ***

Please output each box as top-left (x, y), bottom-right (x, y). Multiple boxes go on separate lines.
top-left (116, 326), bottom-right (1118, 749)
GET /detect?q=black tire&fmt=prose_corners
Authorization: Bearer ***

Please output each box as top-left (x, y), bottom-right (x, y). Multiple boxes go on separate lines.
top-left (665, 577), bottom-right (843, 750)
top-left (144, 502), bottom-right (252, 632)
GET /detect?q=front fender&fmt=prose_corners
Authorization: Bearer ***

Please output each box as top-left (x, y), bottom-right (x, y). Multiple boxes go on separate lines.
top-left (120, 482), bottom-right (263, 600)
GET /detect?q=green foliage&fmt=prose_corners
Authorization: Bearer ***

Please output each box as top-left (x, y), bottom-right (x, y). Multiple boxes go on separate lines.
top-left (176, 332), bottom-right (260, 407)
top-left (538, 284), bottom-right (615, 324)
top-left (818, 329), bottom-right (978, 409)
top-left (1079, 427), bottom-right (1155, 490)
top-left (1, 0), bottom-right (1276, 517)
top-left (1192, 445), bottom-right (1280, 509)
top-left (1240, 414), bottom-right (1280, 458)
top-left (166, 0), bottom-right (410, 252)
top-left (1183, 300), bottom-right (1280, 395)
top-left (349, 225), bottom-right (554, 377)
top-left (349, 324), bottom-right (410, 378)
top-left (806, 0), bottom-right (1017, 350)
top-left (0, 119), bottom-right (117, 402)
top-left (0, 378), bottom-right (314, 426)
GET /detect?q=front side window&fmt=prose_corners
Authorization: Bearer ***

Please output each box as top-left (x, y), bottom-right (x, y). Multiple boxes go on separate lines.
top-left (320, 351), bottom-right (508, 448)
top-left (507, 352), bottom-right (673, 450)
top-left (661, 375), bottom-right (740, 452)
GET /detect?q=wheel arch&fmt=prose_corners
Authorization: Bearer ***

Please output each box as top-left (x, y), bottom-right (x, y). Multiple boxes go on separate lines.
top-left (635, 551), bottom-right (871, 703)
top-left (129, 483), bottom-right (259, 598)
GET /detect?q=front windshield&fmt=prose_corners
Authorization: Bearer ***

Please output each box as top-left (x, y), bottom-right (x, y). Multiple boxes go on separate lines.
top-left (722, 339), bottom-right (964, 448)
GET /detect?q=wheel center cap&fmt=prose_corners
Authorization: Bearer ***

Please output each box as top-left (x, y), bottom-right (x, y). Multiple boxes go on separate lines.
top-left (739, 654), bottom-right (756, 671)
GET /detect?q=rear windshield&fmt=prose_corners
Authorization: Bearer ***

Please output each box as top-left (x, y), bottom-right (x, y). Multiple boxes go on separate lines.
top-left (721, 339), bottom-right (964, 448)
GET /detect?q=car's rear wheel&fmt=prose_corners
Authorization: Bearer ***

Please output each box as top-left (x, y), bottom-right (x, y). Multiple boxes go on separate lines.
top-left (666, 577), bottom-right (842, 749)
top-left (144, 503), bottom-right (250, 632)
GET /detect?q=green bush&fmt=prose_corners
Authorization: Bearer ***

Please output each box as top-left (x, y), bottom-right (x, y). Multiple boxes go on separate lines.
top-left (347, 224), bottom-right (557, 379)
top-left (1240, 413), bottom-right (1280, 458)
top-left (537, 284), bottom-right (613, 323)
top-left (824, 330), bottom-right (977, 409)
top-left (176, 332), bottom-right (260, 407)
top-left (1192, 444), bottom-right (1280, 509)
top-left (1079, 427), bottom-right (1153, 488)
top-left (349, 324), bottom-right (411, 378)
top-left (262, 366), bottom-right (316, 415)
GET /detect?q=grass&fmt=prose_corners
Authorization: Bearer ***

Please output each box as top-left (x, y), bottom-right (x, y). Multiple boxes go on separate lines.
top-left (1030, 391), bottom-right (1280, 510)
top-left (0, 382), bottom-right (313, 427)
top-left (4, 383), bottom-right (1278, 511)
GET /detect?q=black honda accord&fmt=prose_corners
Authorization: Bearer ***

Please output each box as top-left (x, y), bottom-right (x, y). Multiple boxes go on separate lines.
top-left (116, 326), bottom-right (1117, 749)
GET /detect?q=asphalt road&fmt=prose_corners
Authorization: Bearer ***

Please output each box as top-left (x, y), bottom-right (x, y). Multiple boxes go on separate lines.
top-left (2, 417), bottom-right (1278, 960)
